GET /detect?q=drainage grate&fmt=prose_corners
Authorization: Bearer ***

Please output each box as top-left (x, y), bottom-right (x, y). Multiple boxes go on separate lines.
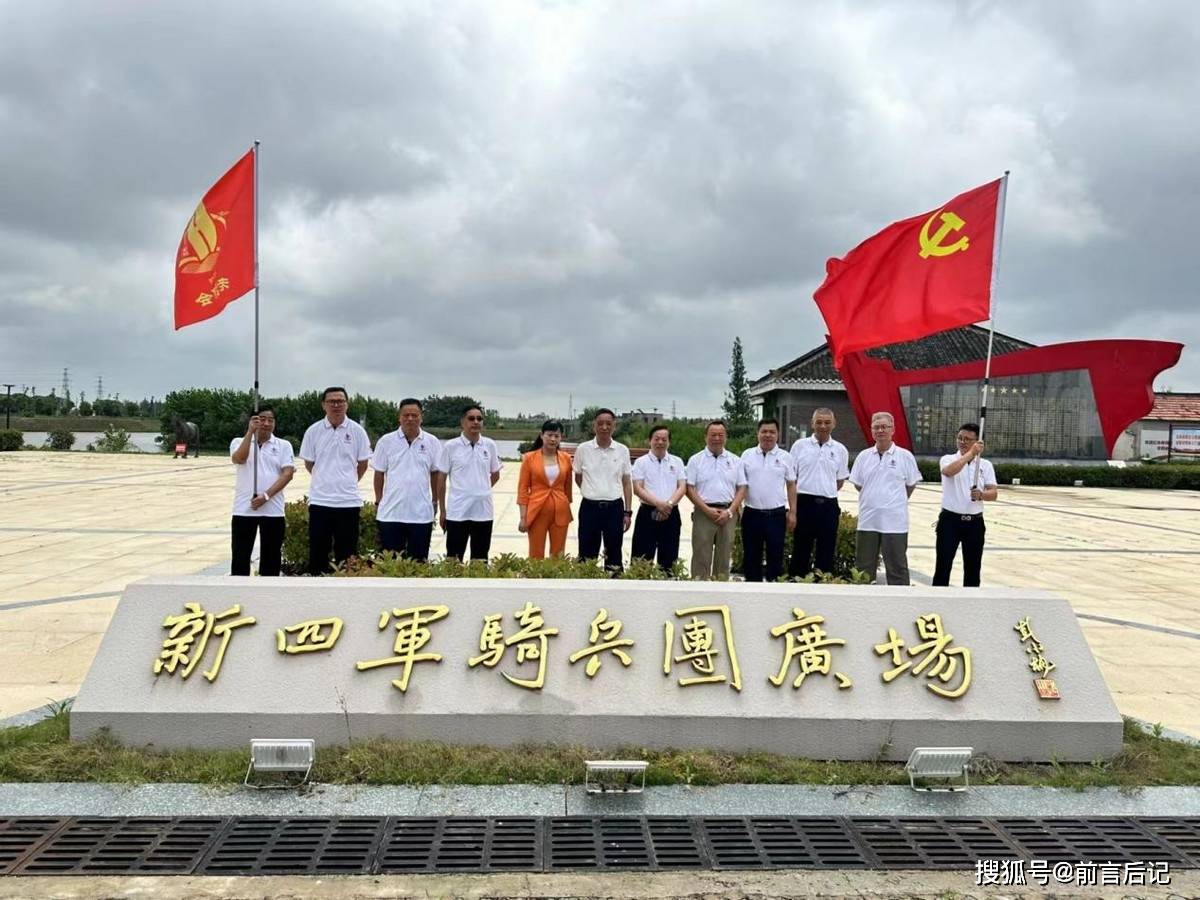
top-left (702, 817), bottom-right (871, 869)
top-left (546, 816), bottom-right (708, 870)
top-left (13, 817), bottom-right (226, 875)
top-left (376, 817), bottom-right (541, 873)
top-left (852, 817), bottom-right (1021, 869)
top-left (1139, 817), bottom-right (1200, 865)
top-left (0, 819), bottom-right (68, 876)
top-left (197, 817), bottom-right (384, 875)
top-left (996, 817), bottom-right (1186, 865)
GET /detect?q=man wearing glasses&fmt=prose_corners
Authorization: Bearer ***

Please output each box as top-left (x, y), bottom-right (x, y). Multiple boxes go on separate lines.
top-left (933, 423), bottom-right (998, 587)
top-left (229, 406), bottom-right (294, 576)
top-left (437, 404), bottom-right (503, 562)
top-left (299, 386), bottom-right (373, 574)
top-left (848, 411), bottom-right (922, 585)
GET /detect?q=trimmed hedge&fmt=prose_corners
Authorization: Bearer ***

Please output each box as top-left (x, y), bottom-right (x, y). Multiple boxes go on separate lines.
top-left (283, 498), bottom-right (868, 583)
top-left (916, 459), bottom-right (1200, 489)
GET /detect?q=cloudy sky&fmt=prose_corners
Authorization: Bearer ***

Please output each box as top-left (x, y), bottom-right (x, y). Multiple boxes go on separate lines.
top-left (1, 0), bottom-right (1196, 417)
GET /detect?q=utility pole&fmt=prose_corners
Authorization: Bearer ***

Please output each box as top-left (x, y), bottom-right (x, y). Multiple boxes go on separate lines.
top-left (2, 384), bottom-right (13, 429)
top-left (96, 376), bottom-right (103, 400)
top-left (60, 368), bottom-right (70, 413)
top-left (568, 393), bottom-right (574, 422)
top-left (671, 400), bottom-right (677, 419)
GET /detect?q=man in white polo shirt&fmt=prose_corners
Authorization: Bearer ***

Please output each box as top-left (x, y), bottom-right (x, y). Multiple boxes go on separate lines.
top-left (371, 397), bottom-right (442, 562)
top-left (573, 407), bottom-right (633, 572)
top-left (298, 386), bottom-right (373, 575)
top-left (630, 424), bottom-right (687, 572)
top-left (933, 422), bottom-right (998, 587)
top-left (789, 407), bottom-right (850, 578)
top-left (740, 417), bottom-right (796, 582)
top-left (686, 420), bottom-right (748, 580)
top-left (229, 405), bottom-right (294, 576)
top-left (848, 411), bottom-right (922, 585)
top-left (437, 403), bottom-right (502, 562)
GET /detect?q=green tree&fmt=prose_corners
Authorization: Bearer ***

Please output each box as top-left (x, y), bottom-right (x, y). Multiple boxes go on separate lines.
top-left (576, 405), bottom-right (605, 440)
top-left (722, 336), bottom-right (754, 429)
top-left (422, 395), bottom-right (488, 429)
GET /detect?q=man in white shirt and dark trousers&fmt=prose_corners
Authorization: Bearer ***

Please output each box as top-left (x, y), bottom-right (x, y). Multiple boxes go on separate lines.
top-left (631, 424), bottom-right (687, 572)
top-left (371, 398), bottom-right (442, 562)
top-left (849, 411), bottom-right (922, 585)
top-left (437, 404), bottom-right (502, 562)
top-left (686, 420), bottom-right (748, 580)
top-left (740, 417), bottom-right (796, 582)
top-left (574, 408), bottom-right (633, 572)
top-left (789, 408), bottom-right (850, 578)
top-left (229, 406), bottom-right (295, 576)
top-left (933, 423), bottom-right (998, 587)
top-left (299, 387), bottom-right (373, 575)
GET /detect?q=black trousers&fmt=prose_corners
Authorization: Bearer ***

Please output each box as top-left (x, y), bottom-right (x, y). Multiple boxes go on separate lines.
top-left (230, 515), bottom-right (285, 576)
top-left (933, 509), bottom-right (986, 587)
top-left (377, 520), bottom-right (434, 561)
top-left (790, 494), bottom-right (840, 577)
top-left (742, 506), bottom-right (787, 582)
top-left (631, 505), bottom-right (681, 572)
top-left (578, 498), bottom-right (625, 571)
top-left (308, 504), bottom-right (361, 575)
top-left (446, 520), bottom-right (493, 562)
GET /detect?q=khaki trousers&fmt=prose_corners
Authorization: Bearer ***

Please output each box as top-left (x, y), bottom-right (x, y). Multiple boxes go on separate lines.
top-left (855, 530), bottom-right (910, 585)
top-left (691, 508), bottom-right (736, 580)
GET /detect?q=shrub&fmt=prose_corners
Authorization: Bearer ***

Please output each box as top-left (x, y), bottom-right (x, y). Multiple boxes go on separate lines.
top-left (92, 425), bottom-right (133, 453)
top-left (46, 429), bottom-right (75, 451)
top-left (0, 429), bottom-right (22, 452)
top-left (733, 510), bottom-right (864, 581)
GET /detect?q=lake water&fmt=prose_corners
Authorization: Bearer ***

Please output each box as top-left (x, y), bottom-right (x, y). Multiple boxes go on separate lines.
top-left (21, 433), bottom-right (526, 457)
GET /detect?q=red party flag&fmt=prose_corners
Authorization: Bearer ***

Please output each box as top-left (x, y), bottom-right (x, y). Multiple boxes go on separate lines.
top-left (173, 149), bottom-right (255, 329)
top-left (814, 179), bottom-right (1002, 368)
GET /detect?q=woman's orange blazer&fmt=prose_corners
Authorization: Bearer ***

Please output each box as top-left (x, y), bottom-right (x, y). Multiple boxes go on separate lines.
top-left (517, 449), bottom-right (574, 527)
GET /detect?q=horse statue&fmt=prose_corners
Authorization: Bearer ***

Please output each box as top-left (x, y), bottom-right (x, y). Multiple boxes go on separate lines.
top-left (171, 417), bottom-right (200, 458)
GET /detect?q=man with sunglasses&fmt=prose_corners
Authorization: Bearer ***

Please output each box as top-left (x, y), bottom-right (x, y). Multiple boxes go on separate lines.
top-left (229, 406), bottom-right (294, 576)
top-left (437, 404), bottom-right (503, 562)
top-left (933, 423), bottom-right (998, 587)
top-left (299, 386), bottom-right (373, 574)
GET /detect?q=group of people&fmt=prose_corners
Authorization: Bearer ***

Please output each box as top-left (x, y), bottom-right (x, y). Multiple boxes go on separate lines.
top-left (228, 388), bottom-right (999, 584)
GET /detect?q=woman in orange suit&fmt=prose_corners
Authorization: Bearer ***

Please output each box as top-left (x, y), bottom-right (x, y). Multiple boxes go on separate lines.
top-left (518, 420), bottom-right (574, 558)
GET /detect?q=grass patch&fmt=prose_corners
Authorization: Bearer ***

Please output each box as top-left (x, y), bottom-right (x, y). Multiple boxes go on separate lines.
top-left (2, 710), bottom-right (1197, 788)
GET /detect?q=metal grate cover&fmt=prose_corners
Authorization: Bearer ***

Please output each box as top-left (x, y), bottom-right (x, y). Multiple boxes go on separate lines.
top-left (376, 817), bottom-right (541, 873)
top-left (0, 818), bottom-right (68, 876)
top-left (996, 817), bottom-right (1186, 865)
top-left (702, 816), bottom-right (871, 869)
top-left (13, 817), bottom-right (225, 875)
top-left (1, 815), bottom-right (1198, 875)
top-left (197, 817), bottom-right (384, 875)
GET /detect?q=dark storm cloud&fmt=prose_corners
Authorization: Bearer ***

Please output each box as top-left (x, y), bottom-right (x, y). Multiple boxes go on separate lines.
top-left (0, 0), bottom-right (1196, 414)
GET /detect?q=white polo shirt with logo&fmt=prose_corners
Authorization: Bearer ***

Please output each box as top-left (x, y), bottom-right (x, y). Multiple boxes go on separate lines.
top-left (790, 435), bottom-right (850, 498)
top-left (686, 449), bottom-right (748, 505)
top-left (939, 452), bottom-right (998, 516)
top-left (371, 429), bottom-right (443, 523)
top-left (573, 439), bottom-right (632, 501)
top-left (229, 435), bottom-right (295, 517)
top-left (298, 417), bottom-right (373, 508)
top-left (740, 445), bottom-right (794, 510)
top-left (438, 435), bottom-right (503, 522)
top-left (631, 452), bottom-right (685, 503)
top-left (849, 443), bottom-right (923, 533)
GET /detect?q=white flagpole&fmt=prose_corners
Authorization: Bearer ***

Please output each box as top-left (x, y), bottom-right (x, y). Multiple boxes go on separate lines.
top-left (252, 140), bottom-right (261, 496)
top-left (974, 170), bottom-right (1009, 489)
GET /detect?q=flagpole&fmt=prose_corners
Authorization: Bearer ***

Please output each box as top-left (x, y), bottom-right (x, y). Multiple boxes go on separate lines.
top-left (974, 170), bottom-right (1009, 489)
top-left (252, 139), bottom-right (261, 497)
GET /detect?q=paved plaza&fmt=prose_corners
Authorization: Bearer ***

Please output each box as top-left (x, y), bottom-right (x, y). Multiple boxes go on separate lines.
top-left (1, 450), bottom-right (1198, 736)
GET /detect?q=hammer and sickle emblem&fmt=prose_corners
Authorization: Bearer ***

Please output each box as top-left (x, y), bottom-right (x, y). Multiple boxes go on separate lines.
top-left (918, 209), bottom-right (969, 259)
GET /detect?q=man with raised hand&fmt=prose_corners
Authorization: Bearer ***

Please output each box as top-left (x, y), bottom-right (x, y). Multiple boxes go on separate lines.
top-left (229, 405), bottom-right (294, 576)
top-left (933, 423), bottom-right (998, 587)
top-left (371, 398), bottom-right (442, 562)
top-left (299, 386), bottom-right (372, 575)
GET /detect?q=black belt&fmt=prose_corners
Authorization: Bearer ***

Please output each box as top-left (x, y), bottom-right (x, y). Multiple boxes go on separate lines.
top-left (941, 509), bottom-right (982, 522)
top-left (798, 493), bottom-right (837, 504)
top-left (583, 498), bottom-right (623, 507)
top-left (746, 506), bottom-right (786, 516)
top-left (706, 502), bottom-right (731, 509)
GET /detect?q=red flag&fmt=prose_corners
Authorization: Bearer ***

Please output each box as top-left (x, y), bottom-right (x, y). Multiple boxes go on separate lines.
top-left (814, 179), bottom-right (1002, 368)
top-left (173, 150), bottom-right (255, 329)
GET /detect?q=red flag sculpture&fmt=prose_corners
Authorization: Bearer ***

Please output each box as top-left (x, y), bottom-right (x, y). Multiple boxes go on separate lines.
top-left (814, 180), bottom-right (1002, 368)
top-left (173, 150), bottom-right (255, 329)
